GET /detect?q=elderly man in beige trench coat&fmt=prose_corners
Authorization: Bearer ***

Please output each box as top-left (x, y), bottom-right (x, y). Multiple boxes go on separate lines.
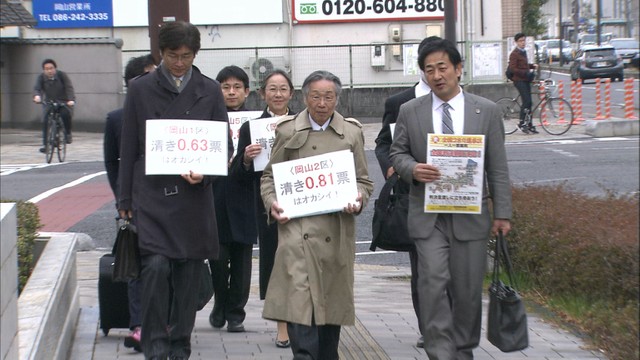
top-left (260, 70), bottom-right (374, 360)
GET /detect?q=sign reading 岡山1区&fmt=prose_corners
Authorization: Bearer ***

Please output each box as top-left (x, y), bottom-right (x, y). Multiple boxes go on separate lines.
top-left (145, 119), bottom-right (229, 176)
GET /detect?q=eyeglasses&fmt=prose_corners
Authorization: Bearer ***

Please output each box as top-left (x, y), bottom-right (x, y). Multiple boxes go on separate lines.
top-left (308, 95), bottom-right (336, 103)
top-left (266, 87), bottom-right (291, 94)
top-left (164, 52), bottom-right (194, 63)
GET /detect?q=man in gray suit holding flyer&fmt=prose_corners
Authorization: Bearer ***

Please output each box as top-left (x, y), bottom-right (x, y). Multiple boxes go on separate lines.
top-left (390, 38), bottom-right (512, 359)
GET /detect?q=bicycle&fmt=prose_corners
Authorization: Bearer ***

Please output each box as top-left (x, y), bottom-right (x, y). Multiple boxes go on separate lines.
top-left (496, 78), bottom-right (574, 136)
top-left (43, 101), bottom-right (68, 163)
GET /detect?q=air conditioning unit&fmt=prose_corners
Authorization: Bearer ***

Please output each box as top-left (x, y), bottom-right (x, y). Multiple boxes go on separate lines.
top-left (245, 56), bottom-right (288, 89)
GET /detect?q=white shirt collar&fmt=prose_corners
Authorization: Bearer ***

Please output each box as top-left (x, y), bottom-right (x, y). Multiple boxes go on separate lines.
top-left (414, 77), bottom-right (431, 98)
top-left (308, 113), bottom-right (332, 131)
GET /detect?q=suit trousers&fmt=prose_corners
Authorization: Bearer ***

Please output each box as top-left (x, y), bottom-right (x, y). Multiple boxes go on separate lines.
top-left (408, 247), bottom-right (423, 336)
top-left (140, 254), bottom-right (202, 359)
top-left (415, 215), bottom-right (488, 360)
top-left (514, 81), bottom-right (533, 123)
top-left (210, 242), bottom-right (253, 324)
top-left (287, 319), bottom-right (341, 360)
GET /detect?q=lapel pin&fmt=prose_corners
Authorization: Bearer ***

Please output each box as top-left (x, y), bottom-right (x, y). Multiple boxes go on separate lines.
top-left (475, 109), bottom-right (481, 114)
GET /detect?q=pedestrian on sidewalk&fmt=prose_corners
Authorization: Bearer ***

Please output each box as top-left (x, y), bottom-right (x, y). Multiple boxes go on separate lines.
top-left (103, 53), bottom-right (156, 353)
top-left (374, 35), bottom-right (441, 349)
top-left (231, 69), bottom-right (296, 348)
top-left (390, 38), bottom-right (512, 359)
top-left (117, 21), bottom-right (231, 359)
top-left (208, 65), bottom-right (257, 334)
top-left (260, 70), bottom-right (373, 359)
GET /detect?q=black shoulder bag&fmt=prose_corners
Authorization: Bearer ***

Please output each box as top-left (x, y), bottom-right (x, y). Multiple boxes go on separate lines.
top-left (370, 173), bottom-right (413, 252)
top-left (487, 231), bottom-right (529, 352)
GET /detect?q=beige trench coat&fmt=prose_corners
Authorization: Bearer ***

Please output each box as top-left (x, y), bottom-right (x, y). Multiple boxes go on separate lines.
top-left (260, 109), bottom-right (374, 326)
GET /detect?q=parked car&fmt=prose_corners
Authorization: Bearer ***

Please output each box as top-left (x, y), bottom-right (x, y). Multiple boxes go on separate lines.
top-left (609, 38), bottom-right (639, 68)
top-left (570, 45), bottom-right (624, 82)
top-left (544, 39), bottom-right (573, 63)
top-left (535, 40), bottom-right (548, 63)
top-left (632, 52), bottom-right (640, 68)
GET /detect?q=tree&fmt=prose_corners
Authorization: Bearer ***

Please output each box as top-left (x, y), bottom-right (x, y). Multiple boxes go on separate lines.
top-left (522, 0), bottom-right (550, 37)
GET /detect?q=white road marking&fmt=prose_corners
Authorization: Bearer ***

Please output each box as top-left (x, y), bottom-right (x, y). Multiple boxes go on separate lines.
top-left (28, 171), bottom-right (106, 203)
top-left (0, 163), bottom-right (62, 176)
top-left (546, 148), bottom-right (579, 157)
top-left (514, 177), bottom-right (586, 185)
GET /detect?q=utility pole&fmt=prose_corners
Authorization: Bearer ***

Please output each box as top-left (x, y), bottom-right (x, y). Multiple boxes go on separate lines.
top-left (444, 0), bottom-right (456, 45)
top-left (596, 0), bottom-right (602, 45)
top-left (559, 0), bottom-right (564, 66)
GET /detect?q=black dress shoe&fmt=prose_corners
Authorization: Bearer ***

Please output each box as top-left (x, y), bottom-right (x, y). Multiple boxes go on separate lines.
top-left (416, 335), bottom-right (424, 348)
top-left (528, 126), bottom-right (539, 134)
top-left (275, 339), bottom-right (291, 348)
top-left (66, 133), bottom-right (73, 144)
top-left (227, 321), bottom-right (245, 332)
top-left (209, 309), bottom-right (225, 328)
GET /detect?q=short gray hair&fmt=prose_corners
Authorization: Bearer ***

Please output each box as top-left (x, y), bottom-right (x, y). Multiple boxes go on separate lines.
top-left (301, 70), bottom-right (342, 98)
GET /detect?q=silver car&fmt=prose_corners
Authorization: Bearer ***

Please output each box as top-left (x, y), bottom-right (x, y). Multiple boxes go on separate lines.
top-left (570, 45), bottom-right (624, 82)
top-left (609, 38), bottom-right (639, 68)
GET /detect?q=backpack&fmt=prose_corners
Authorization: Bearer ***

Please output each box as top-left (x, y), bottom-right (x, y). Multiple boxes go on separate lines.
top-left (505, 66), bottom-right (514, 80)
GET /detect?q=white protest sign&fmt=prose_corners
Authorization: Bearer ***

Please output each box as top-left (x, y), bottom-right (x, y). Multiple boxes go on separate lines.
top-left (145, 119), bottom-right (229, 175)
top-left (249, 116), bottom-right (279, 171)
top-left (272, 149), bottom-right (358, 219)
top-left (228, 111), bottom-right (262, 156)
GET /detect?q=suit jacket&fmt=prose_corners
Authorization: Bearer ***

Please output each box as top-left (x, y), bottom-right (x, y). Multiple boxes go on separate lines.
top-left (212, 105), bottom-right (259, 245)
top-left (118, 65), bottom-right (232, 260)
top-left (104, 108), bottom-right (123, 198)
top-left (374, 86), bottom-right (415, 177)
top-left (389, 92), bottom-right (512, 241)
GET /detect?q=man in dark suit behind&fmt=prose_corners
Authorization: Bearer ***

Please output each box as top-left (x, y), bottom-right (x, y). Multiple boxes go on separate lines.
top-left (390, 38), bottom-right (512, 359)
top-left (374, 35), bottom-right (440, 349)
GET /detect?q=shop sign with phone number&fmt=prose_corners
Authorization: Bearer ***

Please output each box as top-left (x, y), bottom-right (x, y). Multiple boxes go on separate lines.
top-left (292, 0), bottom-right (445, 23)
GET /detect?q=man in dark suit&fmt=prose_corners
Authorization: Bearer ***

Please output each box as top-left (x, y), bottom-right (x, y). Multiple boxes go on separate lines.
top-left (103, 53), bottom-right (155, 352)
top-left (208, 65), bottom-right (257, 333)
top-left (374, 36), bottom-right (440, 349)
top-left (118, 22), bottom-right (231, 359)
top-left (390, 38), bottom-right (512, 359)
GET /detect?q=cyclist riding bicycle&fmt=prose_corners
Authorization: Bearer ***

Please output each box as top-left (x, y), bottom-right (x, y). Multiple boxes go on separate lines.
top-left (508, 32), bottom-right (539, 134)
top-left (33, 58), bottom-right (75, 153)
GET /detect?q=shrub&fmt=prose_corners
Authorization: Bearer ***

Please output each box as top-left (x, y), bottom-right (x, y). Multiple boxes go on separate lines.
top-left (1, 200), bottom-right (42, 293)
top-left (506, 184), bottom-right (639, 360)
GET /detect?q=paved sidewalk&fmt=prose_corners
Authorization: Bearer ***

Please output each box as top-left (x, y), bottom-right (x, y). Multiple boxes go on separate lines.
top-left (2, 125), bottom-right (606, 359)
top-left (70, 251), bottom-right (607, 360)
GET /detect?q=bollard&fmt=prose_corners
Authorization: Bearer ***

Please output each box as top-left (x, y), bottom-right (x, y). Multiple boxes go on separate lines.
top-left (540, 82), bottom-right (548, 125)
top-left (557, 80), bottom-right (567, 124)
top-left (624, 78), bottom-right (639, 120)
top-left (604, 78), bottom-right (612, 119)
top-left (594, 78), bottom-right (605, 120)
top-left (572, 79), bottom-right (584, 124)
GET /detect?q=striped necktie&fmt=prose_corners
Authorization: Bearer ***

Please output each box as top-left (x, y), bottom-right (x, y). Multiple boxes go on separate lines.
top-left (174, 78), bottom-right (182, 89)
top-left (441, 103), bottom-right (454, 134)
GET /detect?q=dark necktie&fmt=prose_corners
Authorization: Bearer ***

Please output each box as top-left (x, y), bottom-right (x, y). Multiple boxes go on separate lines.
top-left (442, 103), bottom-right (454, 134)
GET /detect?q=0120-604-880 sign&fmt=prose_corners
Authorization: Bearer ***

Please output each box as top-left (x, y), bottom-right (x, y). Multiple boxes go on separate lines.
top-left (293, 0), bottom-right (445, 23)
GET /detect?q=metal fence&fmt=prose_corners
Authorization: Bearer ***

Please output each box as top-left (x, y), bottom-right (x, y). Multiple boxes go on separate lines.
top-left (123, 40), bottom-right (511, 90)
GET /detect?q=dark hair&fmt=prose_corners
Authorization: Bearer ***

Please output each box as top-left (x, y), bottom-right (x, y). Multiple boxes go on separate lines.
top-left (514, 32), bottom-right (526, 41)
top-left (301, 70), bottom-right (342, 98)
top-left (216, 65), bottom-right (250, 89)
top-left (42, 59), bottom-right (57, 69)
top-left (417, 38), bottom-right (462, 71)
top-left (416, 36), bottom-right (442, 69)
top-left (124, 54), bottom-right (155, 87)
top-left (158, 21), bottom-right (201, 54)
top-left (260, 69), bottom-right (294, 93)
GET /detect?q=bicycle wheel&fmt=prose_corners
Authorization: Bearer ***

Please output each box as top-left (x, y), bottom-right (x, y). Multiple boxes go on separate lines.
top-left (56, 121), bottom-right (67, 162)
top-left (539, 97), bottom-right (573, 135)
top-left (45, 120), bottom-right (55, 163)
top-left (495, 97), bottom-right (521, 135)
